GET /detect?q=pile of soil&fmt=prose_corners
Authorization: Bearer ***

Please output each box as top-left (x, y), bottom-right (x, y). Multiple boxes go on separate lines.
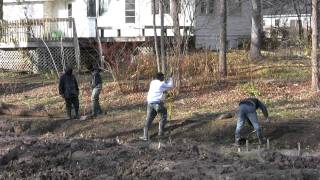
top-left (1, 133), bottom-right (320, 179)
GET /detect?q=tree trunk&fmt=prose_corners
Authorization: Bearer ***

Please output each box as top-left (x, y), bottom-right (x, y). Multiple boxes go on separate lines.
top-left (250, 0), bottom-right (263, 60)
top-left (311, 0), bottom-right (319, 91)
top-left (171, 0), bottom-right (181, 91)
top-left (0, 0), bottom-right (3, 20)
top-left (292, 0), bottom-right (303, 40)
top-left (160, 0), bottom-right (166, 74)
top-left (318, 0), bottom-right (320, 46)
top-left (219, 0), bottom-right (227, 77)
top-left (96, 1), bottom-right (104, 68)
top-left (152, 0), bottom-right (161, 72)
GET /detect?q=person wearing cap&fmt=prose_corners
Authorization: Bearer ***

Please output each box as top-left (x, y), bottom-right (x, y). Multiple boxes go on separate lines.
top-left (89, 64), bottom-right (103, 117)
top-left (59, 66), bottom-right (80, 119)
top-left (235, 97), bottom-right (269, 145)
top-left (140, 72), bottom-right (174, 141)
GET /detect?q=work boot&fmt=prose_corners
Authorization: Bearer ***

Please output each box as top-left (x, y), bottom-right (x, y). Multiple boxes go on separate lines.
top-left (67, 109), bottom-right (72, 120)
top-left (235, 138), bottom-right (246, 145)
top-left (158, 130), bottom-right (164, 137)
top-left (259, 137), bottom-right (267, 145)
top-left (256, 129), bottom-right (266, 144)
top-left (139, 128), bottom-right (149, 141)
top-left (75, 110), bottom-right (80, 120)
top-left (235, 138), bottom-right (241, 145)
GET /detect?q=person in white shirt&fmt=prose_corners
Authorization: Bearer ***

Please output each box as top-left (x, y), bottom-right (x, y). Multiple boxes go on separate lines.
top-left (140, 72), bottom-right (174, 141)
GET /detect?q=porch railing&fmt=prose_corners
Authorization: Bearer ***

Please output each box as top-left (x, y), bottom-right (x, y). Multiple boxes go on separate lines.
top-left (0, 18), bottom-right (74, 43)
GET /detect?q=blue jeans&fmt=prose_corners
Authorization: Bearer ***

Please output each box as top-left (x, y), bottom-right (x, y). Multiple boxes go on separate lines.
top-left (143, 102), bottom-right (167, 138)
top-left (235, 103), bottom-right (263, 142)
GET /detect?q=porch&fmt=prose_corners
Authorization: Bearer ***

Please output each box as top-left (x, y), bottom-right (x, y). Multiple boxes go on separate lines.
top-left (0, 18), bottom-right (80, 72)
top-left (0, 18), bottom-right (76, 48)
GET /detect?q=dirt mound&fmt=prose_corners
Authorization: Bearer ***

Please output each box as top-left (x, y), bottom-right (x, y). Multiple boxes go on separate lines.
top-left (1, 136), bottom-right (320, 179)
top-left (0, 103), bottom-right (49, 117)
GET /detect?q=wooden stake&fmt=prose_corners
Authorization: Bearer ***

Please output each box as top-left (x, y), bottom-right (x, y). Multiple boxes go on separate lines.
top-left (298, 142), bottom-right (301, 156)
top-left (238, 148), bottom-right (241, 153)
top-left (267, 138), bottom-right (270, 149)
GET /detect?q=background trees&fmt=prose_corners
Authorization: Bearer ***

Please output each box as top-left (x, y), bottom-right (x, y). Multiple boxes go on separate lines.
top-left (311, 0), bottom-right (319, 91)
top-left (250, 0), bottom-right (263, 60)
top-left (219, 0), bottom-right (227, 76)
top-left (0, 0), bottom-right (3, 20)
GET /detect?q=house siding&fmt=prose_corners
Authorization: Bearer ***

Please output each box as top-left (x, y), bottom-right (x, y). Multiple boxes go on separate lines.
top-left (3, 1), bottom-right (44, 20)
top-left (97, 0), bottom-right (195, 37)
top-left (195, 0), bottom-right (251, 50)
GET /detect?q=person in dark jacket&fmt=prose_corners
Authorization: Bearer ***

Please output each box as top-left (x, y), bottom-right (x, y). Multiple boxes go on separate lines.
top-left (89, 65), bottom-right (103, 117)
top-left (59, 67), bottom-right (80, 119)
top-left (235, 97), bottom-right (269, 145)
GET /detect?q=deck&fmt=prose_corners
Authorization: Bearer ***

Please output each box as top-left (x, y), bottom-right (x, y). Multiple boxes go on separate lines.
top-left (0, 18), bottom-right (76, 49)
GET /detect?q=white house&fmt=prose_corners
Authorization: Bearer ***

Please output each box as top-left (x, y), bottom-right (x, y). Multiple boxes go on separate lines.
top-left (3, 0), bottom-right (96, 37)
top-left (2, 0), bottom-right (251, 49)
top-left (262, 0), bottom-right (313, 37)
top-left (194, 0), bottom-right (252, 49)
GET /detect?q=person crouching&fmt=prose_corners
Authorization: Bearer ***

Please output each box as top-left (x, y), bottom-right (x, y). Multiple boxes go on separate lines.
top-left (235, 97), bottom-right (269, 145)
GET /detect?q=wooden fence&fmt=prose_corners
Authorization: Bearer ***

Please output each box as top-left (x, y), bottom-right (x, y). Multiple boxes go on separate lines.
top-left (0, 18), bottom-right (74, 43)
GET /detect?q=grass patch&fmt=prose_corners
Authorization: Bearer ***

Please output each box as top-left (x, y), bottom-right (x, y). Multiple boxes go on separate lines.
top-left (237, 82), bottom-right (261, 97)
top-left (258, 67), bottom-right (310, 80)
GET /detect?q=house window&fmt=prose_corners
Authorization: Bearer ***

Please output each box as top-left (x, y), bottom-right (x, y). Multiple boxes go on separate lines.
top-left (151, 0), bottom-right (170, 14)
top-left (290, 20), bottom-right (297, 27)
top-left (163, 0), bottom-right (170, 14)
top-left (99, 0), bottom-right (109, 16)
top-left (200, 0), bottom-right (207, 15)
top-left (87, 0), bottom-right (96, 17)
top-left (228, 0), bottom-right (241, 16)
top-left (125, 0), bottom-right (135, 23)
top-left (199, 0), bottom-right (214, 15)
top-left (208, 0), bottom-right (214, 14)
top-left (151, 0), bottom-right (160, 14)
top-left (275, 19), bottom-right (280, 27)
top-left (68, 3), bottom-right (72, 28)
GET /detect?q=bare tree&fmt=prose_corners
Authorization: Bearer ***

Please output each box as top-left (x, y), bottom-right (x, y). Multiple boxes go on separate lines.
top-left (311, 0), bottom-right (319, 91)
top-left (219, 0), bottom-right (227, 76)
top-left (250, 0), bottom-right (263, 60)
top-left (152, 0), bottom-right (161, 72)
top-left (318, 0), bottom-right (320, 46)
top-left (171, 0), bottom-right (182, 90)
top-left (0, 0), bottom-right (3, 20)
top-left (96, 0), bottom-right (104, 67)
top-left (292, 0), bottom-right (303, 39)
top-left (160, 0), bottom-right (166, 73)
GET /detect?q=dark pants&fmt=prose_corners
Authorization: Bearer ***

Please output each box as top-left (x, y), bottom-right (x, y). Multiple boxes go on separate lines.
top-left (65, 96), bottom-right (79, 119)
top-left (143, 102), bottom-right (167, 138)
top-left (235, 103), bottom-right (264, 143)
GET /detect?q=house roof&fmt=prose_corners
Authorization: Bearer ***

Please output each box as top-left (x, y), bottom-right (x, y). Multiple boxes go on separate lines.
top-left (262, 0), bottom-right (312, 15)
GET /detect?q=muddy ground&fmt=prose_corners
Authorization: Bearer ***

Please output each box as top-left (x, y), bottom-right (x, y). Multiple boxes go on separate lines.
top-left (1, 114), bottom-right (320, 180)
top-left (1, 67), bottom-right (320, 179)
